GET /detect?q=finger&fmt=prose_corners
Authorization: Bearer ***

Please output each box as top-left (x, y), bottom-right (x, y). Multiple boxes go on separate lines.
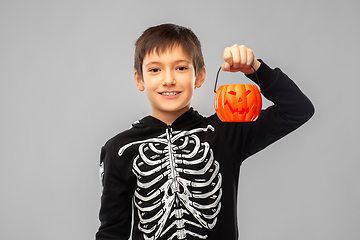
top-left (239, 45), bottom-right (248, 69)
top-left (223, 47), bottom-right (233, 69)
top-left (221, 62), bottom-right (231, 71)
top-left (231, 45), bottom-right (241, 69)
top-left (246, 48), bottom-right (255, 71)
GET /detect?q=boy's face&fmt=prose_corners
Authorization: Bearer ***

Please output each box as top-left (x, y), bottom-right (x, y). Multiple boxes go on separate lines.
top-left (135, 46), bottom-right (206, 123)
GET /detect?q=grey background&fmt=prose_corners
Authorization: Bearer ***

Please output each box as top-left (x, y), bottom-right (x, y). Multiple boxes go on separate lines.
top-left (1, 0), bottom-right (359, 239)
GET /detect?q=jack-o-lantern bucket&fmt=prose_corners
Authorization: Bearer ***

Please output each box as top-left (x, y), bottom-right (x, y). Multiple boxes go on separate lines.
top-left (214, 67), bottom-right (262, 122)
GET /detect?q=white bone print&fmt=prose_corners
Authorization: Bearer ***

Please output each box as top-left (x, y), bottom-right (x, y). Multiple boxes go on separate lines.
top-left (118, 125), bottom-right (222, 240)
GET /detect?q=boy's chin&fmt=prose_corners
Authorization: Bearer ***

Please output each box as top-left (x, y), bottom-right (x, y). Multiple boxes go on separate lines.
top-left (152, 105), bottom-right (191, 118)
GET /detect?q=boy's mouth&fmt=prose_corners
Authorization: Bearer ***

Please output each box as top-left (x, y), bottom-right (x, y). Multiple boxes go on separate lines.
top-left (160, 91), bottom-right (181, 96)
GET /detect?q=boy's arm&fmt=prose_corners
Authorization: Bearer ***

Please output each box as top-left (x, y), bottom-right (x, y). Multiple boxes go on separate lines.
top-left (96, 147), bottom-right (132, 240)
top-left (219, 44), bottom-right (314, 161)
top-left (241, 60), bottom-right (314, 159)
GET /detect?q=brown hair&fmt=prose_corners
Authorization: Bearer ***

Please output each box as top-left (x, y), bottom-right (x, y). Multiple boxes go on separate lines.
top-left (134, 23), bottom-right (205, 80)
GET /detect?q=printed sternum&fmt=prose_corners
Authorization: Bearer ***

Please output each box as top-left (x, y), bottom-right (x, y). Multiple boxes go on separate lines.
top-left (166, 127), bottom-right (182, 196)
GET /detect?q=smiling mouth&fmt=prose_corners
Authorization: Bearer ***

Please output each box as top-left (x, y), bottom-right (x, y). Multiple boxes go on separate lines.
top-left (160, 92), bottom-right (181, 96)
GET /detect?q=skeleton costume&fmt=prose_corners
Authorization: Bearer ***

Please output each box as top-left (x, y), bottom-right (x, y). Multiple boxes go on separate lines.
top-left (96, 60), bottom-right (314, 240)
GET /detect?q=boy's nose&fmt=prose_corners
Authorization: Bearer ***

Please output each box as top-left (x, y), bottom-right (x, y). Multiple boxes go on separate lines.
top-left (162, 73), bottom-right (176, 86)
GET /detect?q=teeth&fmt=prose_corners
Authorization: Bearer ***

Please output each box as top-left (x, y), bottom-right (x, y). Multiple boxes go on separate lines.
top-left (161, 92), bottom-right (179, 96)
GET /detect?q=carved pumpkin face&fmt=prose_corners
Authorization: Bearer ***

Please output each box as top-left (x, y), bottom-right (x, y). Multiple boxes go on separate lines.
top-left (214, 84), bottom-right (262, 122)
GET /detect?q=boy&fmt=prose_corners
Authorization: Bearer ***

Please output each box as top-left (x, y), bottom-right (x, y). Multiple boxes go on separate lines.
top-left (96, 23), bottom-right (314, 240)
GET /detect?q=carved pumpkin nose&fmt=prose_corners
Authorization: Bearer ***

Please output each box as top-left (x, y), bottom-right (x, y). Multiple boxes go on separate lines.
top-left (213, 67), bottom-right (262, 122)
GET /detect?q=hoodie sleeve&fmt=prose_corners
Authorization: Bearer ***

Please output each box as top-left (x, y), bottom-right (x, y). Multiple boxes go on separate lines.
top-left (217, 60), bottom-right (315, 162)
top-left (95, 147), bottom-right (132, 240)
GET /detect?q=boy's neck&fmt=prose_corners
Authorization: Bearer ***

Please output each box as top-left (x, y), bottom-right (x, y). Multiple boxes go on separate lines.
top-left (152, 107), bottom-right (190, 126)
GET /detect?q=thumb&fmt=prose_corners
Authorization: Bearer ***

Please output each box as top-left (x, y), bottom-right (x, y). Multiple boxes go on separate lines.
top-left (221, 62), bottom-right (231, 71)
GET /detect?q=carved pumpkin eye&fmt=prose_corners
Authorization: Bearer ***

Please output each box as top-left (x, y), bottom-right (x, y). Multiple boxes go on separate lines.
top-left (214, 84), bottom-right (262, 122)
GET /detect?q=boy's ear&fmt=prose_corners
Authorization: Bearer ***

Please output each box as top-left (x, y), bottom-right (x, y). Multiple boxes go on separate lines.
top-left (134, 70), bottom-right (145, 91)
top-left (195, 67), bottom-right (206, 88)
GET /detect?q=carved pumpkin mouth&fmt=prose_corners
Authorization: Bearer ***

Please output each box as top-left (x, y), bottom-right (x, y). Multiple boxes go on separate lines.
top-left (224, 100), bottom-right (250, 114)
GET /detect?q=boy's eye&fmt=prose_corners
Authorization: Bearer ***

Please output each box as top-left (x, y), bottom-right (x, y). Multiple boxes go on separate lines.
top-left (177, 66), bottom-right (188, 71)
top-left (149, 68), bottom-right (160, 73)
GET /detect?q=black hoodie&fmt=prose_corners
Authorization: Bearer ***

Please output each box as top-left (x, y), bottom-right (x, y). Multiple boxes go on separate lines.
top-left (96, 60), bottom-right (314, 240)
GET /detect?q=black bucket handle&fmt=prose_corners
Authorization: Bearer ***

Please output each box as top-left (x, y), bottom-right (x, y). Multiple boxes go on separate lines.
top-left (214, 65), bottom-right (260, 93)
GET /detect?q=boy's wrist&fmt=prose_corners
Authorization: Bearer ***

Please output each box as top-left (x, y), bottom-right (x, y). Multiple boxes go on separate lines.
top-left (245, 59), bottom-right (277, 90)
top-left (244, 59), bottom-right (261, 75)
top-left (240, 59), bottom-right (261, 75)
top-left (252, 59), bottom-right (261, 72)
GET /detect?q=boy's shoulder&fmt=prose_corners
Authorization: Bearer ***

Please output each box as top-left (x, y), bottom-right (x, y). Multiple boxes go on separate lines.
top-left (103, 117), bottom-right (152, 148)
top-left (104, 124), bottom-right (137, 148)
top-left (103, 115), bottom-right (171, 152)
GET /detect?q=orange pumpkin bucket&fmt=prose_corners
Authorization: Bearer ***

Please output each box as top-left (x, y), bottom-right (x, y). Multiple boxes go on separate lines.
top-left (214, 66), bottom-right (262, 122)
